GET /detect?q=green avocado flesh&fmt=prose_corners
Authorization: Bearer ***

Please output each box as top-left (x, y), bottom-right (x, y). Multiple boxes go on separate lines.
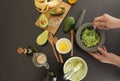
top-left (39, 14), bottom-right (48, 28)
top-left (50, 7), bottom-right (65, 16)
top-left (64, 17), bottom-right (75, 32)
top-left (81, 28), bottom-right (100, 47)
top-left (36, 30), bottom-right (49, 45)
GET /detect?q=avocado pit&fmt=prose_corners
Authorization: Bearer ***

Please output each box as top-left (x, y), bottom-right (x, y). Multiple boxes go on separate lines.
top-left (41, 18), bottom-right (46, 25)
top-left (39, 14), bottom-right (48, 28)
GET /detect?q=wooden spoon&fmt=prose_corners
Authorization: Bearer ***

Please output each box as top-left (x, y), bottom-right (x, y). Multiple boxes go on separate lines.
top-left (70, 29), bottom-right (75, 56)
top-left (53, 37), bottom-right (64, 63)
top-left (48, 33), bottom-right (59, 62)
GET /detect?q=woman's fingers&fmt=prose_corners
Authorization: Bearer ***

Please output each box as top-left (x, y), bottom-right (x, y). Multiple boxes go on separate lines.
top-left (89, 52), bottom-right (107, 63)
top-left (94, 16), bottom-right (104, 22)
top-left (89, 52), bottom-right (101, 60)
top-left (98, 47), bottom-right (107, 56)
top-left (95, 22), bottom-right (107, 27)
top-left (94, 13), bottom-right (108, 22)
top-left (102, 46), bottom-right (107, 52)
top-left (93, 14), bottom-right (111, 30)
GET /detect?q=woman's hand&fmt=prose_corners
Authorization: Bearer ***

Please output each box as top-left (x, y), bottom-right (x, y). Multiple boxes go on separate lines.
top-left (93, 13), bottom-right (120, 30)
top-left (88, 46), bottom-right (120, 67)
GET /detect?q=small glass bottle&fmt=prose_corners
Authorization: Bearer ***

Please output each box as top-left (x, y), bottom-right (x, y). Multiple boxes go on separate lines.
top-left (32, 53), bottom-right (50, 69)
top-left (44, 69), bottom-right (57, 81)
top-left (17, 46), bottom-right (38, 57)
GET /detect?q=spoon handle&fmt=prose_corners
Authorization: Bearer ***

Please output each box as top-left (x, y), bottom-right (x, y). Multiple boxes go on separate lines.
top-left (70, 29), bottom-right (74, 56)
top-left (64, 69), bottom-right (74, 80)
top-left (71, 34), bottom-right (73, 56)
top-left (58, 53), bottom-right (64, 63)
top-left (51, 43), bottom-right (59, 62)
top-left (53, 36), bottom-right (64, 63)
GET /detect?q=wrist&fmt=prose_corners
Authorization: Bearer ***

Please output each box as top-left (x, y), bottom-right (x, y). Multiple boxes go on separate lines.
top-left (116, 19), bottom-right (120, 28)
top-left (110, 54), bottom-right (120, 68)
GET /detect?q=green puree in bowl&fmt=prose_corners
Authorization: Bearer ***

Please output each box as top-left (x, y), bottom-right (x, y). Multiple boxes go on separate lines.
top-left (64, 57), bottom-right (88, 81)
top-left (81, 28), bottom-right (100, 47)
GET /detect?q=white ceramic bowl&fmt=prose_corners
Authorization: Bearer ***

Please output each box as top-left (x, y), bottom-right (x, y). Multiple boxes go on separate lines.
top-left (56, 38), bottom-right (72, 54)
top-left (63, 57), bottom-right (88, 81)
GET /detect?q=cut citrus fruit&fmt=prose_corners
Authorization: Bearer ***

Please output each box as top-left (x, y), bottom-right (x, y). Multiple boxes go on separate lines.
top-left (68, 0), bottom-right (77, 4)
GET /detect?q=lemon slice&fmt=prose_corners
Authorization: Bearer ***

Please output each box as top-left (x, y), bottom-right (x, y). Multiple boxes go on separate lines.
top-left (34, 0), bottom-right (49, 12)
top-left (68, 0), bottom-right (77, 4)
top-left (47, 0), bottom-right (62, 8)
top-left (37, 0), bottom-right (45, 3)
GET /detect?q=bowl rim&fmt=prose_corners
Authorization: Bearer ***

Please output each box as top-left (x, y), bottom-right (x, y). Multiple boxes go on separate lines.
top-left (56, 38), bottom-right (72, 54)
top-left (75, 22), bottom-right (105, 52)
top-left (63, 57), bottom-right (88, 81)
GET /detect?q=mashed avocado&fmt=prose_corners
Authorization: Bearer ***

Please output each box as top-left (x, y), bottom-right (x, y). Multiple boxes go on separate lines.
top-left (81, 28), bottom-right (100, 47)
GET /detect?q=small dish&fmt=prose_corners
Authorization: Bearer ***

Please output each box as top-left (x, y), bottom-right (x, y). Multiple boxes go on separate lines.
top-left (63, 57), bottom-right (88, 81)
top-left (56, 38), bottom-right (72, 54)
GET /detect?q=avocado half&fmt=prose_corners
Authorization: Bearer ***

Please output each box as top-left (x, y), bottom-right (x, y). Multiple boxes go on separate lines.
top-left (39, 14), bottom-right (48, 28)
top-left (49, 7), bottom-right (65, 16)
top-left (36, 30), bottom-right (49, 45)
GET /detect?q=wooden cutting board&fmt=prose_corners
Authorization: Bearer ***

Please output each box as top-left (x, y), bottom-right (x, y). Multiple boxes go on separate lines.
top-left (35, 2), bottom-right (71, 35)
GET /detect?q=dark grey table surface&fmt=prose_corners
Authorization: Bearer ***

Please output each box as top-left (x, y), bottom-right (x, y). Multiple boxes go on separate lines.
top-left (0, 0), bottom-right (120, 81)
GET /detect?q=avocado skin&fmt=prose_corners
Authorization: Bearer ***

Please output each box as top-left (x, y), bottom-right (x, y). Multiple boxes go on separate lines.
top-left (39, 14), bottom-right (48, 28)
top-left (64, 17), bottom-right (75, 33)
top-left (49, 7), bottom-right (65, 16)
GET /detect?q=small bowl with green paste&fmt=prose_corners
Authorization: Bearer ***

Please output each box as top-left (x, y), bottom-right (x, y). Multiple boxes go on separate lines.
top-left (76, 23), bottom-right (105, 52)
